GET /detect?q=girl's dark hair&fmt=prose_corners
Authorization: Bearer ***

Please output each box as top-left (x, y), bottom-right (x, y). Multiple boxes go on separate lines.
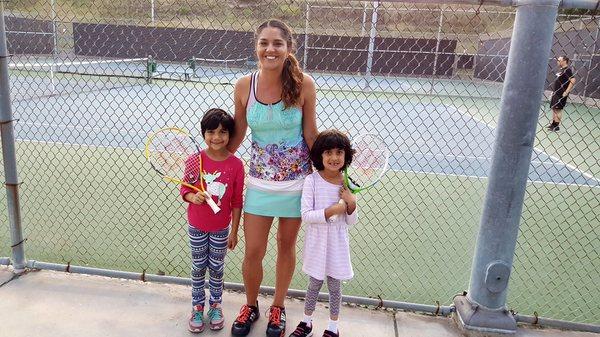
top-left (201, 108), bottom-right (235, 137)
top-left (255, 19), bottom-right (303, 109)
top-left (310, 129), bottom-right (354, 171)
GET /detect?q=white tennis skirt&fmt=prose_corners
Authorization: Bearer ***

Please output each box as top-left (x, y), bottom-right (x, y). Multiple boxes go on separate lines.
top-left (243, 176), bottom-right (305, 218)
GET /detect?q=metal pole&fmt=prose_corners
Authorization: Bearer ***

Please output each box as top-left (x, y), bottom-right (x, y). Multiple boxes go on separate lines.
top-left (0, 4), bottom-right (26, 273)
top-left (304, 2), bottom-right (309, 70)
top-left (365, 0), bottom-right (379, 88)
top-left (453, 0), bottom-right (560, 334)
top-left (583, 17), bottom-right (599, 97)
top-left (430, 5), bottom-right (444, 94)
top-left (514, 314), bottom-right (600, 333)
top-left (151, 0), bottom-right (155, 23)
top-left (361, 1), bottom-right (368, 36)
top-left (50, 0), bottom-right (57, 93)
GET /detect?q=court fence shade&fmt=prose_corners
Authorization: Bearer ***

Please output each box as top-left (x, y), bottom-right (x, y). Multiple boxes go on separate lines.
top-left (0, 0), bottom-right (598, 329)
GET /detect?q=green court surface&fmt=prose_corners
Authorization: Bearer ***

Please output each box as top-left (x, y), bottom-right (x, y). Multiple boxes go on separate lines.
top-left (1, 66), bottom-right (598, 324)
top-left (0, 141), bottom-right (597, 323)
top-left (322, 89), bottom-right (600, 180)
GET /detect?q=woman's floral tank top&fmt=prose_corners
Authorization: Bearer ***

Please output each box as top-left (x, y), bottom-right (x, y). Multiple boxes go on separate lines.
top-left (246, 72), bottom-right (312, 181)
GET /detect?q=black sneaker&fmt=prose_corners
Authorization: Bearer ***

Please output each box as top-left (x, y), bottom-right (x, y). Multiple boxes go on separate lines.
top-left (322, 330), bottom-right (339, 337)
top-left (289, 321), bottom-right (313, 337)
top-left (231, 303), bottom-right (260, 336)
top-left (553, 125), bottom-right (560, 131)
top-left (266, 306), bottom-right (286, 337)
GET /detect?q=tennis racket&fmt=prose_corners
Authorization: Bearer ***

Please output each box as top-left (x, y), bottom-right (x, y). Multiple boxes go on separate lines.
top-left (329, 133), bottom-right (390, 221)
top-left (145, 127), bottom-right (221, 214)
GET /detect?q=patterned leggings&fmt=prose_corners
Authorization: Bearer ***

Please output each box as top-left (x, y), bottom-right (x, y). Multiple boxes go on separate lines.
top-left (304, 276), bottom-right (342, 316)
top-left (188, 225), bottom-right (229, 307)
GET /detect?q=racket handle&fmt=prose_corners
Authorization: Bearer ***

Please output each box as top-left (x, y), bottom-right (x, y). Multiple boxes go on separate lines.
top-left (204, 192), bottom-right (221, 214)
top-left (328, 199), bottom-right (345, 222)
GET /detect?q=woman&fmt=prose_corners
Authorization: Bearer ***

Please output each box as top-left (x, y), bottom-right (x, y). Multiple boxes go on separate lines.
top-left (227, 19), bottom-right (318, 337)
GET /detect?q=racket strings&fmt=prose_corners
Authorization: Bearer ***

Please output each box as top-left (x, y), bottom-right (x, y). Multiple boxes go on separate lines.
top-left (183, 156), bottom-right (202, 185)
top-left (348, 135), bottom-right (389, 189)
top-left (148, 132), bottom-right (200, 184)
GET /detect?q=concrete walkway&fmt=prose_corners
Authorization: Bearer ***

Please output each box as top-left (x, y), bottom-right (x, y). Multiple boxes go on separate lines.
top-left (0, 266), bottom-right (597, 337)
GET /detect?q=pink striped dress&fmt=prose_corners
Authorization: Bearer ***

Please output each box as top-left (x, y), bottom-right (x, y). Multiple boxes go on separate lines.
top-left (300, 171), bottom-right (358, 281)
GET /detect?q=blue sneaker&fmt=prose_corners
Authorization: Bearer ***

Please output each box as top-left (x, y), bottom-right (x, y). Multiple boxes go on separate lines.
top-left (188, 305), bottom-right (205, 333)
top-left (207, 303), bottom-right (225, 330)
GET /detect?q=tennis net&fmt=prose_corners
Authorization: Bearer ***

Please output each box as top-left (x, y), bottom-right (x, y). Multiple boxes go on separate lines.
top-left (9, 57), bottom-right (151, 80)
top-left (148, 57), bottom-right (251, 83)
top-left (8, 57), bottom-right (151, 101)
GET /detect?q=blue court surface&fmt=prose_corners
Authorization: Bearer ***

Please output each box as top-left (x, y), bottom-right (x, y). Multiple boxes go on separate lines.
top-left (10, 66), bottom-right (598, 188)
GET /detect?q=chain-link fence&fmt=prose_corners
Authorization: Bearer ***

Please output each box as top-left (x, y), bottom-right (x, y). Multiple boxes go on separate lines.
top-left (0, 0), bottom-right (598, 326)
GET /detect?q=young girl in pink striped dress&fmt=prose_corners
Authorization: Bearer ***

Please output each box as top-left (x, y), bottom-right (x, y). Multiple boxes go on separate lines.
top-left (290, 129), bottom-right (357, 337)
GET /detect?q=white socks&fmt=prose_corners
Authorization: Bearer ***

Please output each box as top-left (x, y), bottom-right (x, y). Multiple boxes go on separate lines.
top-left (301, 315), bottom-right (338, 332)
top-left (327, 319), bottom-right (339, 333)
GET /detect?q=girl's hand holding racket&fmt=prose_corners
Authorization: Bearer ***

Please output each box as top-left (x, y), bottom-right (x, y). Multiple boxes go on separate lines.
top-left (326, 202), bottom-right (347, 221)
top-left (186, 191), bottom-right (208, 205)
top-left (145, 127), bottom-right (221, 214)
top-left (339, 186), bottom-right (356, 213)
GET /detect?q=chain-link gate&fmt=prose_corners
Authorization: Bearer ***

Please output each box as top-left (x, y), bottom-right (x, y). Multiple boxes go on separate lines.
top-left (0, 0), bottom-right (598, 326)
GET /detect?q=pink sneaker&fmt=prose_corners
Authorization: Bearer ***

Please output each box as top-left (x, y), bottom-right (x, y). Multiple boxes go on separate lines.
top-left (188, 305), bottom-right (205, 333)
top-left (207, 303), bottom-right (225, 330)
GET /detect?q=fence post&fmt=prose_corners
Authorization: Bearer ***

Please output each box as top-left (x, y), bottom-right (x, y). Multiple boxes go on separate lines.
top-left (304, 1), bottom-right (310, 70)
top-left (0, 5), bottom-right (26, 273)
top-left (453, 0), bottom-right (560, 334)
top-left (583, 17), bottom-right (599, 97)
top-left (364, 0), bottom-right (379, 89)
top-left (430, 5), bottom-right (444, 94)
top-left (361, 1), bottom-right (368, 36)
top-left (50, 0), bottom-right (58, 93)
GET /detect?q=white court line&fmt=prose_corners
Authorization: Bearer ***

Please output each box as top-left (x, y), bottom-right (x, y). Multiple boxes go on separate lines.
top-left (17, 118), bottom-right (596, 175)
top-left (395, 149), bottom-right (557, 166)
top-left (393, 167), bottom-right (600, 189)
top-left (450, 106), bottom-right (600, 184)
top-left (533, 149), bottom-right (600, 183)
top-left (14, 138), bottom-right (600, 190)
top-left (18, 121), bottom-right (557, 166)
top-left (17, 121), bottom-right (145, 136)
top-left (15, 138), bottom-right (141, 152)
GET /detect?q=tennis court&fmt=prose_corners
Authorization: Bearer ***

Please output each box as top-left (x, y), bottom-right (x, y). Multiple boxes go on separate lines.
top-left (9, 59), bottom-right (598, 187)
top-left (0, 56), bottom-right (597, 325)
top-left (1, 0), bottom-right (599, 329)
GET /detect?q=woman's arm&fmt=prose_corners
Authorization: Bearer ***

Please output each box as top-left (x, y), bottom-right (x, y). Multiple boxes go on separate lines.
top-left (227, 76), bottom-right (251, 153)
top-left (301, 74), bottom-right (318, 150)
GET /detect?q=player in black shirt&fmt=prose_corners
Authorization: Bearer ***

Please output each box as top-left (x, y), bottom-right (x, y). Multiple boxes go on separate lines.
top-left (547, 56), bottom-right (576, 131)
